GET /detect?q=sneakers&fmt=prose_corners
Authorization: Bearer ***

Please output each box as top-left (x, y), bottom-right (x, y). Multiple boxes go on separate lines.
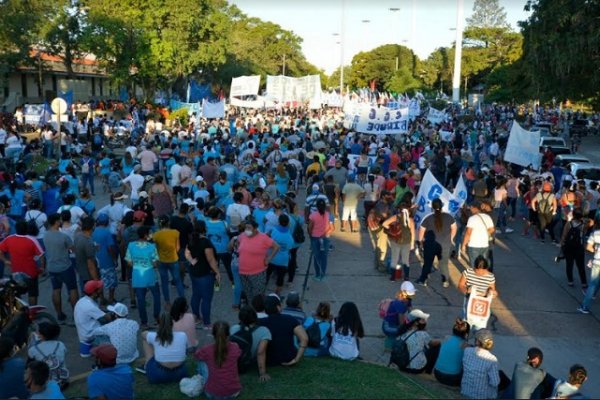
top-left (577, 306), bottom-right (590, 314)
top-left (442, 281), bottom-right (450, 288)
top-left (416, 280), bottom-right (427, 287)
top-left (504, 228), bottom-right (514, 233)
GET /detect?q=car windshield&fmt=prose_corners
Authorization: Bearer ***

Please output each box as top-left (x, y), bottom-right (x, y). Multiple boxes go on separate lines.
top-left (576, 168), bottom-right (600, 181)
top-left (543, 139), bottom-right (564, 146)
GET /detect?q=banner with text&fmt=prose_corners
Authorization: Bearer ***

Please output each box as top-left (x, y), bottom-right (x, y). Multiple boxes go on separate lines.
top-left (344, 103), bottom-right (409, 135)
top-left (414, 170), bottom-right (468, 228)
top-left (201, 99), bottom-right (225, 119)
top-left (266, 75), bottom-right (321, 103)
top-left (230, 75), bottom-right (260, 98)
top-left (504, 121), bottom-right (542, 169)
top-left (346, 154), bottom-right (377, 173)
top-left (427, 107), bottom-right (447, 125)
top-left (408, 98), bottom-right (421, 120)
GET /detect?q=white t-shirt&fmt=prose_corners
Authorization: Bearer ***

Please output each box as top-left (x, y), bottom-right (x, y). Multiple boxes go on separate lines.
top-left (25, 210), bottom-right (47, 239)
top-left (170, 164), bottom-right (182, 187)
top-left (466, 212), bottom-right (494, 248)
top-left (74, 296), bottom-right (105, 342)
top-left (122, 173), bottom-right (145, 201)
top-left (57, 205), bottom-right (86, 226)
top-left (146, 331), bottom-right (187, 363)
top-left (226, 203), bottom-right (250, 232)
top-left (328, 320), bottom-right (359, 361)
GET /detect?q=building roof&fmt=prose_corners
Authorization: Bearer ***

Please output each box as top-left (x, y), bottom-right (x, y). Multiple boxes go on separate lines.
top-left (18, 50), bottom-right (107, 77)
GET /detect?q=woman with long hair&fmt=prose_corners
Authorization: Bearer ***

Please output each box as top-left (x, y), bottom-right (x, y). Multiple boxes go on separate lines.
top-left (150, 175), bottom-right (174, 217)
top-left (5, 180), bottom-right (29, 220)
top-left (308, 199), bottom-right (334, 281)
top-left (171, 297), bottom-right (198, 351)
top-left (194, 321), bottom-right (242, 399)
top-left (418, 198), bottom-right (457, 287)
top-left (458, 255), bottom-right (497, 326)
top-left (302, 302), bottom-right (332, 357)
top-left (329, 302), bottom-right (364, 361)
top-left (185, 220), bottom-right (221, 330)
top-left (141, 312), bottom-right (188, 384)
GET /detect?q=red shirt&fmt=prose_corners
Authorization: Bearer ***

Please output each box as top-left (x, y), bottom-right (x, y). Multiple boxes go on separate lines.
top-left (0, 235), bottom-right (44, 278)
top-left (195, 342), bottom-right (241, 397)
top-left (238, 233), bottom-right (274, 275)
top-left (384, 178), bottom-right (397, 192)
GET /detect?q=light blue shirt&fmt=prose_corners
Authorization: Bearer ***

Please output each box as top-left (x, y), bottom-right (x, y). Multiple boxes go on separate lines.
top-left (206, 219), bottom-right (229, 254)
top-left (269, 226), bottom-right (294, 267)
top-left (126, 241), bottom-right (159, 288)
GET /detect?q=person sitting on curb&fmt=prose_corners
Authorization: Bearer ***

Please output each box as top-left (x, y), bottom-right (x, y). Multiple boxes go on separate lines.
top-left (92, 303), bottom-right (140, 365)
top-left (550, 364), bottom-right (588, 399)
top-left (382, 281), bottom-right (415, 341)
top-left (230, 306), bottom-right (272, 382)
top-left (281, 291), bottom-right (306, 325)
top-left (433, 318), bottom-right (470, 387)
top-left (461, 329), bottom-right (507, 399)
top-left (74, 280), bottom-right (115, 358)
top-left (397, 309), bottom-right (441, 374)
top-left (25, 360), bottom-right (65, 399)
top-left (88, 343), bottom-right (134, 400)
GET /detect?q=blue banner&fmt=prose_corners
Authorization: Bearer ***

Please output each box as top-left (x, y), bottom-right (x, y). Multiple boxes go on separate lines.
top-left (59, 90), bottom-right (73, 111)
top-left (188, 80), bottom-right (212, 102)
top-left (169, 99), bottom-right (201, 116)
top-left (119, 87), bottom-right (129, 102)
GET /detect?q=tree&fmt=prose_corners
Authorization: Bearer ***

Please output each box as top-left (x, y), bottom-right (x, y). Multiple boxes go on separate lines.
top-left (347, 44), bottom-right (419, 90)
top-left (466, 0), bottom-right (508, 29)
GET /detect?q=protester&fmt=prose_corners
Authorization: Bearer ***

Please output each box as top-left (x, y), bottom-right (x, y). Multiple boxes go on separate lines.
top-left (27, 322), bottom-right (69, 390)
top-left (171, 297), bottom-right (199, 351)
top-left (74, 280), bottom-right (114, 358)
top-left (308, 198), bottom-right (334, 281)
top-left (329, 301), bottom-right (364, 361)
top-left (0, 337), bottom-right (28, 398)
top-left (153, 215), bottom-right (184, 307)
top-left (229, 306), bottom-right (272, 381)
top-left (559, 208), bottom-right (588, 290)
top-left (461, 329), bottom-right (505, 399)
top-left (433, 318), bottom-right (470, 387)
top-left (92, 303), bottom-right (140, 365)
top-left (381, 281), bottom-right (415, 340)
top-left (88, 343), bottom-right (134, 400)
top-left (461, 200), bottom-right (495, 268)
top-left (25, 360), bottom-right (65, 399)
top-left (397, 309), bottom-right (441, 374)
top-left (550, 364), bottom-right (588, 398)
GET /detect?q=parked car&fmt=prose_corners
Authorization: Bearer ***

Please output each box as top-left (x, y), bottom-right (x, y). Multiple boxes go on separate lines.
top-left (571, 119), bottom-right (592, 137)
top-left (570, 163), bottom-right (600, 186)
top-left (554, 154), bottom-right (590, 168)
top-left (532, 122), bottom-right (554, 137)
top-left (547, 146), bottom-right (572, 156)
top-left (539, 136), bottom-right (567, 152)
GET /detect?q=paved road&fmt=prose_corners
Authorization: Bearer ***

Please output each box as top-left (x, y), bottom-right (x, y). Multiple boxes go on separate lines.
top-left (29, 135), bottom-right (600, 396)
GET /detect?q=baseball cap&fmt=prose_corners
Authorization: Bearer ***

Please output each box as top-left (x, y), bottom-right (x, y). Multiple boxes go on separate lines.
top-left (83, 280), bottom-right (104, 295)
top-left (96, 213), bottom-right (109, 225)
top-left (183, 198), bottom-right (196, 207)
top-left (407, 309), bottom-right (430, 322)
top-left (400, 281), bottom-right (417, 296)
top-left (91, 343), bottom-right (117, 366)
top-left (138, 191), bottom-right (149, 199)
top-left (107, 302), bottom-right (128, 317)
top-left (195, 175), bottom-right (204, 183)
top-left (133, 210), bottom-right (147, 222)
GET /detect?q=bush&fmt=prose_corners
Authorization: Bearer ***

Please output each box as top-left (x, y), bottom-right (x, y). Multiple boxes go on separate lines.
top-left (168, 108), bottom-right (189, 127)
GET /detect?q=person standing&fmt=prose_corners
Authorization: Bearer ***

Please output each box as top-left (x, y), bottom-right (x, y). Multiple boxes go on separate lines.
top-left (0, 220), bottom-right (45, 305)
top-left (153, 215), bottom-right (184, 308)
top-left (531, 181), bottom-right (558, 243)
top-left (125, 226), bottom-right (160, 330)
top-left (170, 203), bottom-right (194, 289)
top-left (308, 199), bottom-right (334, 281)
top-left (418, 198), bottom-right (457, 287)
top-left (382, 202), bottom-right (414, 281)
top-left (461, 200), bottom-right (495, 268)
top-left (266, 214), bottom-right (295, 295)
top-left (559, 208), bottom-right (588, 290)
top-left (137, 145), bottom-right (158, 177)
top-left (340, 175), bottom-right (365, 232)
top-left (92, 214), bottom-right (118, 304)
top-left (579, 222), bottom-right (600, 314)
top-left (185, 221), bottom-right (221, 330)
top-left (74, 217), bottom-right (100, 292)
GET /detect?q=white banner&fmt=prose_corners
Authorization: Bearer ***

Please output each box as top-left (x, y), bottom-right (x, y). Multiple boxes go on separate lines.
top-left (201, 99), bottom-right (225, 119)
top-left (230, 75), bottom-right (260, 98)
top-left (414, 170), bottom-right (467, 228)
top-left (346, 154), bottom-right (377, 173)
top-left (266, 75), bottom-right (321, 103)
top-left (408, 98), bottom-right (421, 120)
top-left (323, 91), bottom-right (344, 108)
top-left (504, 121), bottom-right (542, 169)
top-left (344, 103), bottom-right (409, 135)
top-left (427, 107), bottom-right (447, 125)
top-left (440, 130), bottom-right (453, 142)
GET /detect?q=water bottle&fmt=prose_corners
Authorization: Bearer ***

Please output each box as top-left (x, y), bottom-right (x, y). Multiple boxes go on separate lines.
top-left (214, 280), bottom-right (220, 292)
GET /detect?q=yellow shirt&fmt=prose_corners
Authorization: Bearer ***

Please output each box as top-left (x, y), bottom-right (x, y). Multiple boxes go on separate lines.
top-left (306, 162), bottom-right (321, 176)
top-left (152, 229), bottom-right (180, 263)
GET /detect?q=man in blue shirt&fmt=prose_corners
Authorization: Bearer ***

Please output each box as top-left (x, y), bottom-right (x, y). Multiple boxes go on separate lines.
top-left (0, 337), bottom-right (28, 399)
top-left (88, 343), bottom-right (134, 400)
top-left (26, 360), bottom-right (65, 399)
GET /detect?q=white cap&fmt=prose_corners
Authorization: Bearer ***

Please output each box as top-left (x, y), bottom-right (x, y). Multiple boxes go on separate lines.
top-left (138, 191), bottom-right (149, 199)
top-left (183, 198), bottom-right (196, 207)
top-left (407, 309), bottom-right (430, 322)
top-left (311, 183), bottom-right (320, 191)
top-left (107, 303), bottom-right (128, 317)
top-left (195, 175), bottom-right (204, 182)
top-left (400, 281), bottom-right (417, 295)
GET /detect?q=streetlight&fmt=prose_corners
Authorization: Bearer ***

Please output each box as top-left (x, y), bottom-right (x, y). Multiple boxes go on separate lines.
top-left (452, 0), bottom-right (464, 103)
top-left (340, 0), bottom-right (345, 94)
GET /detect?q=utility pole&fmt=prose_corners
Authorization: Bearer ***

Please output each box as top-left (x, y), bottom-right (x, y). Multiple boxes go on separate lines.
top-left (452, 0), bottom-right (464, 103)
top-left (340, 0), bottom-right (345, 94)
top-left (282, 54), bottom-right (286, 76)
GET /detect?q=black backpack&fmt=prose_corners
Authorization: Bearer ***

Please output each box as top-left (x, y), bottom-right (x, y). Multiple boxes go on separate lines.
top-left (306, 320), bottom-right (329, 348)
top-left (292, 216), bottom-right (305, 244)
top-left (564, 222), bottom-right (585, 249)
top-left (388, 330), bottom-right (419, 370)
top-left (230, 325), bottom-right (257, 373)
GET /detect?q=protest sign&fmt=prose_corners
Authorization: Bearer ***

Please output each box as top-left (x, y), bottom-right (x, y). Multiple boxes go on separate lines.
top-left (202, 99), bottom-right (225, 119)
top-left (24, 104), bottom-right (50, 125)
top-left (504, 121), bottom-right (542, 169)
top-left (414, 170), bottom-right (467, 228)
top-left (440, 130), bottom-right (453, 142)
top-left (346, 154), bottom-right (377, 173)
top-left (344, 103), bottom-right (409, 135)
top-left (408, 98), bottom-right (421, 120)
top-left (427, 107), bottom-right (447, 125)
top-left (266, 75), bottom-right (321, 103)
top-left (170, 99), bottom-right (201, 116)
top-left (230, 75), bottom-right (260, 98)
top-left (466, 292), bottom-right (493, 330)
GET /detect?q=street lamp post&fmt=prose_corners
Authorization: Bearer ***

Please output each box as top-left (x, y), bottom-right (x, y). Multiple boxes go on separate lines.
top-left (452, 0), bottom-right (464, 103)
top-left (340, 0), bottom-right (346, 94)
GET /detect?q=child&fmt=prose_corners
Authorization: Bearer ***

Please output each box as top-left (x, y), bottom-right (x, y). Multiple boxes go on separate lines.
top-left (27, 322), bottom-right (69, 390)
top-left (415, 230), bottom-right (442, 286)
top-left (194, 321), bottom-right (242, 399)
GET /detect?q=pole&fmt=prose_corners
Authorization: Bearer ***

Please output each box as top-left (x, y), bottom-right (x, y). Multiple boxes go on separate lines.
top-left (410, 0), bottom-right (416, 52)
top-left (339, 0), bottom-right (345, 93)
top-left (57, 102), bottom-right (61, 161)
top-left (452, 0), bottom-right (464, 103)
top-left (282, 54), bottom-right (286, 76)
top-left (301, 251), bottom-right (314, 302)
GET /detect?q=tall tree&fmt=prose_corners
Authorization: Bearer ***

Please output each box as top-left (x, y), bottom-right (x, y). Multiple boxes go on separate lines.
top-left (466, 0), bottom-right (508, 29)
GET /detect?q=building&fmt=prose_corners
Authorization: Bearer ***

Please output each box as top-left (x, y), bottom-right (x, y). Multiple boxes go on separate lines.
top-left (0, 50), bottom-right (113, 112)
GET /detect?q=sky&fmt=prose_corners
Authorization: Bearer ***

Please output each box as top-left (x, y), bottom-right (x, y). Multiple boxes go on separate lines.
top-left (230, 0), bottom-right (531, 74)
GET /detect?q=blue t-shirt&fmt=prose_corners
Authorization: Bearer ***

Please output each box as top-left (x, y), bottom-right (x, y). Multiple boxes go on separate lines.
top-left (252, 208), bottom-right (270, 233)
top-left (92, 226), bottom-right (116, 270)
top-left (206, 219), bottom-right (229, 254)
top-left (66, 175), bottom-right (80, 195)
top-left (300, 317), bottom-right (331, 357)
top-left (434, 335), bottom-right (466, 375)
top-left (30, 380), bottom-right (65, 399)
top-left (43, 188), bottom-right (62, 215)
top-left (3, 189), bottom-right (25, 216)
top-left (383, 299), bottom-right (410, 326)
top-left (76, 198), bottom-right (96, 215)
top-left (0, 357), bottom-right (28, 399)
top-left (87, 364), bottom-right (134, 400)
top-left (126, 241), bottom-right (159, 288)
top-left (58, 159), bottom-right (71, 174)
top-left (269, 226), bottom-right (295, 267)
top-left (213, 181), bottom-right (232, 204)
top-left (99, 158), bottom-right (111, 175)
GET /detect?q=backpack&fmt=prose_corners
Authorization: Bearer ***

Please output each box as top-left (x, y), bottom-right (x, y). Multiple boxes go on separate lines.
top-left (93, 134), bottom-right (103, 146)
top-left (378, 298), bottom-right (393, 319)
top-left (230, 325), bottom-right (258, 373)
top-left (292, 216), bottom-right (305, 244)
top-left (81, 159), bottom-right (90, 174)
top-left (538, 193), bottom-right (552, 215)
top-left (305, 320), bottom-right (325, 348)
top-left (26, 212), bottom-right (41, 237)
top-left (33, 342), bottom-right (68, 382)
top-left (108, 172), bottom-right (121, 188)
top-left (385, 218), bottom-right (404, 242)
top-left (564, 222), bottom-right (585, 249)
top-left (389, 330), bottom-right (420, 370)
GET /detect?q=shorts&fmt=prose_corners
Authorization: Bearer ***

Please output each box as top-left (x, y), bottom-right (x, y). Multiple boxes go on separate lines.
top-left (342, 206), bottom-right (357, 221)
top-left (99, 266), bottom-right (118, 289)
top-left (50, 266), bottom-right (78, 291)
top-left (145, 357), bottom-right (188, 384)
top-left (528, 209), bottom-right (538, 224)
top-left (267, 263), bottom-right (287, 287)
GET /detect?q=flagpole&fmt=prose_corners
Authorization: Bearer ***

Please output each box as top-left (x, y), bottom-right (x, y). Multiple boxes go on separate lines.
top-left (340, 0), bottom-right (345, 94)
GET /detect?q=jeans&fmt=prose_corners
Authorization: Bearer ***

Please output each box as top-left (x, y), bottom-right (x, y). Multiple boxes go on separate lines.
top-left (310, 237), bottom-right (329, 278)
top-left (507, 197), bottom-right (517, 219)
top-left (158, 262), bottom-right (185, 303)
top-left (231, 258), bottom-right (242, 307)
top-left (81, 173), bottom-right (95, 195)
top-left (135, 284), bottom-right (161, 325)
top-left (496, 203), bottom-right (507, 231)
top-left (190, 274), bottom-right (215, 325)
top-left (582, 264), bottom-right (600, 310)
top-left (217, 253), bottom-right (233, 283)
top-left (467, 246), bottom-right (489, 269)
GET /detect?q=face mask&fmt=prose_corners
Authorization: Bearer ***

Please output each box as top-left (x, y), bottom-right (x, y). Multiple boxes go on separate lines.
top-left (244, 229), bottom-right (253, 237)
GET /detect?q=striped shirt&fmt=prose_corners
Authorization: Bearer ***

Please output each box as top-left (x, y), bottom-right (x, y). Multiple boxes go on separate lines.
top-left (462, 268), bottom-right (495, 296)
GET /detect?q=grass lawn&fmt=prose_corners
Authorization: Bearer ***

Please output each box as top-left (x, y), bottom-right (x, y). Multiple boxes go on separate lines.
top-left (65, 357), bottom-right (457, 399)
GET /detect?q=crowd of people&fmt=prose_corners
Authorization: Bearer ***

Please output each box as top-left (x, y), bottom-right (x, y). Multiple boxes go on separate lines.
top-left (0, 99), bottom-right (596, 399)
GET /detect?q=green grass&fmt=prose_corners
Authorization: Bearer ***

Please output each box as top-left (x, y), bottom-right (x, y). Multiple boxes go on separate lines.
top-left (65, 357), bottom-right (457, 399)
